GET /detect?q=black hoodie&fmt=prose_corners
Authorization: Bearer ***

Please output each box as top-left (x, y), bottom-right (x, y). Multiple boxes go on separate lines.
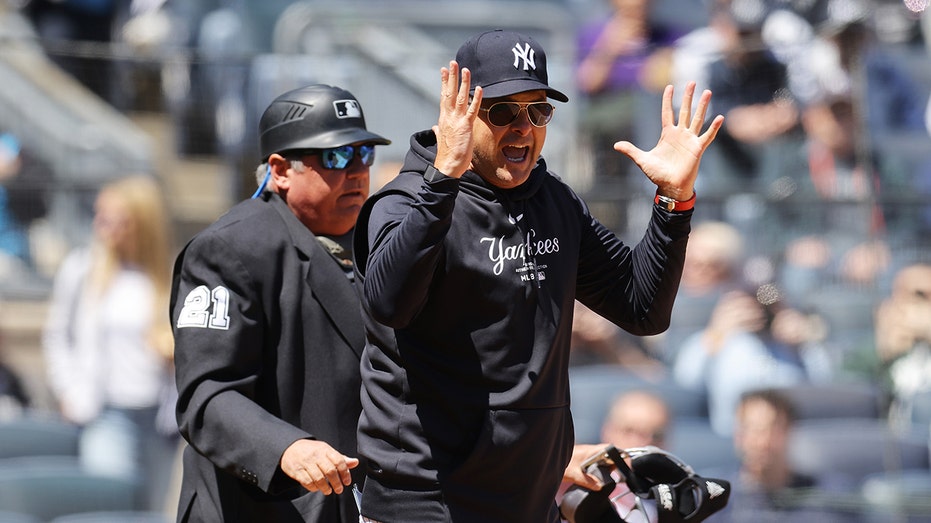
top-left (353, 130), bottom-right (692, 522)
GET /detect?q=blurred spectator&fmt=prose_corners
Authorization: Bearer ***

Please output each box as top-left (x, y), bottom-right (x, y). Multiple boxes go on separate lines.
top-left (769, 0), bottom-right (925, 278)
top-left (600, 389), bottom-right (671, 450)
top-left (41, 174), bottom-right (177, 512)
top-left (777, 232), bottom-right (892, 303)
top-left (570, 300), bottom-right (666, 379)
top-left (800, 0), bottom-right (927, 139)
top-left (669, 0), bottom-right (728, 105)
top-left (23, 0), bottom-right (173, 111)
top-left (766, 81), bottom-right (916, 335)
top-left (161, 0), bottom-right (270, 158)
top-left (574, 0), bottom-right (682, 198)
top-left (0, 313), bottom-right (29, 420)
top-left (771, 35), bottom-right (915, 297)
top-left (845, 263), bottom-right (931, 430)
top-left (800, 94), bottom-right (889, 213)
top-left (22, 0), bottom-right (122, 104)
top-left (0, 132), bottom-right (51, 275)
top-left (765, 0), bottom-right (923, 188)
top-left (558, 390), bottom-right (672, 522)
top-left (671, 0), bottom-right (813, 102)
top-left (111, 0), bottom-right (173, 111)
top-left (0, 133), bottom-right (29, 268)
top-left (713, 388), bottom-right (854, 522)
top-left (678, 220), bottom-right (745, 296)
top-left (651, 220), bottom-right (745, 363)
top-left (769, 93), bottom-right (911, 305)
top-left (699, 0), bottom-right (802, 194)
top-left (0, 360), bottom-right (28, 420)
top-left (673, 283), bottom-right (831, 435)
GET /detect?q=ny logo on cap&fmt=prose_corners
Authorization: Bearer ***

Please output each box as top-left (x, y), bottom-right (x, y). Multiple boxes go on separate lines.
top-left (512, 42), bottom-right (536, 71)
top-left (333, 100), bottom-right (361, 119)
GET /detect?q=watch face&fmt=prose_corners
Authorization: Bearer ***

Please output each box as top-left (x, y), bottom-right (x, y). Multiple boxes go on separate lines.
top-left (658, 195), bottom-right (676, 211)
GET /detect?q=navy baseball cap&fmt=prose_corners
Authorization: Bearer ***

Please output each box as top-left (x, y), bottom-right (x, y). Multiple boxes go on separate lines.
top-left (456, 29), bottom-right (568, 103)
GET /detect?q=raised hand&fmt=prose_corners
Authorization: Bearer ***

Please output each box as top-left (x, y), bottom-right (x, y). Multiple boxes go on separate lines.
top-left (614, 81), bottom-right (724, 201)
top-left (432, 60), bottom-right (483, 179)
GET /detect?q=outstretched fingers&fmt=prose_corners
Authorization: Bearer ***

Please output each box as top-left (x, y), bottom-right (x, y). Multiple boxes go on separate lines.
top-left (675, 82), bottom-right (724, 150)
top-left (440, 61), bottom-right (460, 109)
top-left (433, 61), bottom-right (482, 178)
top-left (458, 69), bottom-right (482, 120)
top-left (690, 88), bottom-right (713, 135)
top-left (457, 67), bottom-right (472, 109)
top-left (699, 113), bottom-right (726, 149)
top-left (677, 81), bottom-right (696, 129)
top-left (441, 61), bottom-right (481, 116)
top-left (660, 84), bottom-right (674, 129)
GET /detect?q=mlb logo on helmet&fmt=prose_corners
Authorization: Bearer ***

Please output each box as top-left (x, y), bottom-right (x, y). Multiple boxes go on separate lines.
top-left (333, 100), bottom-right (362, 119)
top-left (258, 84), bottom-right (390, 161)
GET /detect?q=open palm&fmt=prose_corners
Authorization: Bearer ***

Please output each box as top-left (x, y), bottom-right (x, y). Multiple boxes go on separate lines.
top-left (615, 82), bottom-right (724, 201)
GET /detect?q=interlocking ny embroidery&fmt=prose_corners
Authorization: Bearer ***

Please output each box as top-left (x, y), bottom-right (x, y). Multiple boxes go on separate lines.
top-left (512, 42), bottom-right (535, 71)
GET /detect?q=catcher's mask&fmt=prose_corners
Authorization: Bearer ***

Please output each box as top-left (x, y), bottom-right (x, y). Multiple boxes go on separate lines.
top-left (559, 445), bottom-right (731, 523)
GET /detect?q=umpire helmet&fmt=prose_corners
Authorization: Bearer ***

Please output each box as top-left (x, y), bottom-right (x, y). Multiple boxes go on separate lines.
top-left (259, 84), bottom-right (390, 161)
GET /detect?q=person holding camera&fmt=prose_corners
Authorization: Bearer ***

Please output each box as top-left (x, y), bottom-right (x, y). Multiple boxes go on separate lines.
top-left (672, 283), bottom-right (831, 435)
top-left (873, 263), bottom-right (931, 429)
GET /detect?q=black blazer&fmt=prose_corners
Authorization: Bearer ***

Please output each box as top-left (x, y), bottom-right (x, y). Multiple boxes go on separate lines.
top-left (171, 192), bottom-right (364, 522)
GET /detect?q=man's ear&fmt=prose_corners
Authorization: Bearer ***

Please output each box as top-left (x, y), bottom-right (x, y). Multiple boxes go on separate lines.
top-left (268, 153), bottom-right (291, 191)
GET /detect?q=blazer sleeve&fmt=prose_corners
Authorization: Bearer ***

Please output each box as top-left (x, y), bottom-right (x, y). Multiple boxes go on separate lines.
top-left (172, 232), bottom-right (310, 494)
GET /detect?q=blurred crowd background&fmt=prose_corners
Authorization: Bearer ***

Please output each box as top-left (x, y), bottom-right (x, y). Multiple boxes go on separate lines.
top-left (0, 0), bottom-right (930, 521)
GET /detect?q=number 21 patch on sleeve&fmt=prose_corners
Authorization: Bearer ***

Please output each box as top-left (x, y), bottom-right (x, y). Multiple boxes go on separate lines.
top-left (177, 285), bottom-right (232, 330)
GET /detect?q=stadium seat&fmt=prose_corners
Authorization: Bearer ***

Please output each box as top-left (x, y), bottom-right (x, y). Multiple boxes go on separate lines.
top-left (801, 284), bottom-right (879, 351)
top-left (908, 389), bottom-right (931, 429)
top-left (569, 364), bottom-right (708, 444)
top-left (0, 456), bottom-right (140, 522)
top-left (0, 412), bottom-right (80, 459)
top-left (861, 469), bottom-right (931, 523)
top-left (49, 511), bottom-right (171, 523)
top-left (569, 365), bottom-right (646, 444)
top-left (665, 417), bottom-right (739, 474)
top-left (788, 419), bottom-right (930, 485)
top-left (0, 510), bottom-right (40, 523)
top-left (770, 381), bottom-right (884, 421)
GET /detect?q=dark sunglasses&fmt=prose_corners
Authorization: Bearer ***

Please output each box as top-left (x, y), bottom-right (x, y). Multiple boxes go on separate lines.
top-left (480, 101), bottom-right (555, 127)
top-left (290, 144), bottom-right (377, 170)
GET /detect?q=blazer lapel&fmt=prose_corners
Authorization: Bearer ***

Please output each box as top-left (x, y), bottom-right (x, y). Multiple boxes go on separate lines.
top-left (305, 242), bottom-right (365, 359)
top-left (269, 195), bottom-right (365, 359)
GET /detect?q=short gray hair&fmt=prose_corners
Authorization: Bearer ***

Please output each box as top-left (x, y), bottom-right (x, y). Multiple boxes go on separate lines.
top-left (253, 160), bottom-right (306, 193)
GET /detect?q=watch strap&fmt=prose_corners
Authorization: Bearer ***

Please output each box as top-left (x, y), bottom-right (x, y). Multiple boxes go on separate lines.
top-left (654, 191), bottom-right (696, 212)
top-left (424, 165), bottom-right (449, 183)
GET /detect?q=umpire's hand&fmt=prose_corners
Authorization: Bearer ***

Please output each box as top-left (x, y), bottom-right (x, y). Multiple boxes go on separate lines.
top-left (280, 439), bottom-right (359, 495)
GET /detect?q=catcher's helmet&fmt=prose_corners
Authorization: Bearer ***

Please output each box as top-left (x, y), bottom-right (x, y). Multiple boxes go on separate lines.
top-left (259, 84), bottom-right (390, 161)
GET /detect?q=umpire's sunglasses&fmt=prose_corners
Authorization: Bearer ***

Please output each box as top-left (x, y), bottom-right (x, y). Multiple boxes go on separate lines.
top-left (290, 144), bottom-right (377, 170)
top-left (480, 101), bottom-right (555, 128)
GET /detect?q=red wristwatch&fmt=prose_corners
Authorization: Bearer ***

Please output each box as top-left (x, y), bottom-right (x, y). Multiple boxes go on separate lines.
top-left (654, 191), bottom-right (696, 212)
